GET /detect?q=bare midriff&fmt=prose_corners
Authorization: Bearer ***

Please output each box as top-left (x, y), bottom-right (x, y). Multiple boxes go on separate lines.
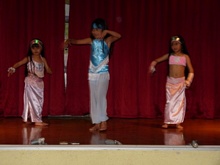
top-left (169, 65), bottom-right (185, 78)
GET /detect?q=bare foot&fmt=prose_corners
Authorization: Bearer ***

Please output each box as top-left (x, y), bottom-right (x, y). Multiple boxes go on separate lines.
top-left (23, 121), bottom-right (32, 125)
top-left (35, 122), bottom-right (48, 126)
top-left (99, 121), bottom-right (107, 131)
top-left (162, 124), bottom-right (168, 129)
top-left (89, 124), bottom-right (100, 132)
top-left (176, 124), bottom-right (183, 129)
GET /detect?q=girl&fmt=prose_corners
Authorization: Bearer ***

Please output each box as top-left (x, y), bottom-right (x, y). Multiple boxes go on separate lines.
top-left (149, 35), bottom-right (194, 129)
top-left (8, 39), bottom-right (52, 126)
top-left (64, 18), bottom-right (121, 132)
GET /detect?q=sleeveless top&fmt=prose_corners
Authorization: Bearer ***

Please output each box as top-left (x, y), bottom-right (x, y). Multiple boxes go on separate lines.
top-left (89, 39), bottom-right (109, 74)
top-left (169, 55), bottom-right (186, 66)
top-left (27, 57), bottom-right (44, 78)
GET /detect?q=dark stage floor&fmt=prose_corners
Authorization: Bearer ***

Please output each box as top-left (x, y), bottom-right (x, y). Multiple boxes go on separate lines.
top-left (0, 117), bottom-right (220, 146)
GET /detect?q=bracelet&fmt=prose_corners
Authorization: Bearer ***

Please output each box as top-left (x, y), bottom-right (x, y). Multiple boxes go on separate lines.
top-left (8, 67), bottom-right (16, 73)
top-left (149, 61), bottom-right (157, 73)
top-left (150, 66), bottom-right (156, 73)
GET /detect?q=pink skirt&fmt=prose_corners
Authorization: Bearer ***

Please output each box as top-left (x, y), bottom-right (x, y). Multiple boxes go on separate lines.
top-left (164, 77), bottom-right (186, 124)
top-left (22, 74), bottom-right (44, 122)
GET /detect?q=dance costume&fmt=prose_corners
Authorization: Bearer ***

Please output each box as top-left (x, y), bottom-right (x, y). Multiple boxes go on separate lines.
top-left (164, 55), bottom-right (186, 124)
top-left (164, 76), bottom-right (186, 124)
top-left (88, 39), bottom-right (109, 124)
top-left (169, 55), bottom-right (186, 66)
top-left (22, 58), bottom-right (44, 123)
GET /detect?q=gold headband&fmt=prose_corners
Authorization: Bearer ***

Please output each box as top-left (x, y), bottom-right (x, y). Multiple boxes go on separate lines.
top-left (30, 39), bottom-right (43, 47)
top-left (171, 36), bottom-right (181, 43)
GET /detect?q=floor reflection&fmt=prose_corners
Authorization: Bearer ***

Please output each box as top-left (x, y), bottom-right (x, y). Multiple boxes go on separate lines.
top-left (90, 132), bottom-right (122, 145)
top-left (22, 125), bottom-right (44, 145)
top-left (0, 118), bottom-right (219, 145)
top-left (90, 132), bottom-right (107, 144)
top-left (163, 129), bottom-right (185, 145)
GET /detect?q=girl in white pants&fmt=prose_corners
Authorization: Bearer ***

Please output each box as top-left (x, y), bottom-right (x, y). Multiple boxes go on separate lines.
top-left (64, 18), bottom-right (121, 132)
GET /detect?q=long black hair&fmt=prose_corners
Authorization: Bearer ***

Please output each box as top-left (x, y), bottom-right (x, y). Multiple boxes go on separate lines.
top-left (25, 38), bottom-right (45, 76)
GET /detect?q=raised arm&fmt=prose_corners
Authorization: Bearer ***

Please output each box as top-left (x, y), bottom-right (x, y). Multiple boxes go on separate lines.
top-left (103, 30), bottom-right (121, 47)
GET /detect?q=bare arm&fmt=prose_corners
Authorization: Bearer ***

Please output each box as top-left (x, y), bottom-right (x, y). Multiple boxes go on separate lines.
top-left (8, 57), bottom-right (28, 77)
top-left (64, 38), bottom-right (92, 48)
top-left (102, 30), bottom-right (121, 47)
top-left (149, 54), bottom-right (169, 73)
top-left (153, 54), bottom-right (169, 63)
top-left (42, 57), bottom-right (52, 74)
top-left (185, 55), bottom-right (194, 87)
top-left (185, 55), bottom-right (194, 74)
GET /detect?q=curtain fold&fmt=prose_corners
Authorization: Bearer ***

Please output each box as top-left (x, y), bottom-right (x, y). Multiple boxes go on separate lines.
top-left (0, 0), bottom-right (65, 116)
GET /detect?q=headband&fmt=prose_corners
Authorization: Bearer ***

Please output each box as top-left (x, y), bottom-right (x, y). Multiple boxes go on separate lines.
top-left (92, 23), bottom-right (104, 30)
top-left (30, 39), bottom-right (43, 47)
top-left (171, 36), bottom-right (181, 43)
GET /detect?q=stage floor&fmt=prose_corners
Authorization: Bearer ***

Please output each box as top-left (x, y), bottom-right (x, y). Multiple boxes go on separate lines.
top-left (0, 117), bottom-right (220, 146)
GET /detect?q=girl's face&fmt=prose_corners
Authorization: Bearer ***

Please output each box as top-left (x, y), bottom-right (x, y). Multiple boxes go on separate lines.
top-left (31, 45), bottom-right (42, 55)
top-left (91, 28), bottom-right (103, 39)
top-left (171, 41), bottom-right (182, 53)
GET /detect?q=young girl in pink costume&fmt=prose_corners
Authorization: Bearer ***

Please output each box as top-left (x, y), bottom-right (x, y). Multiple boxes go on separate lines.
top-left (149, 35), bottom-right (194, 129)
top-left (8, 39), bottom-right (52, 126)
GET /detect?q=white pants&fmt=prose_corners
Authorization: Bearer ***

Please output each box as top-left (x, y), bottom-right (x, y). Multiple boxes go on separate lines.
top-left (89, 73), bottom-right (109, 124)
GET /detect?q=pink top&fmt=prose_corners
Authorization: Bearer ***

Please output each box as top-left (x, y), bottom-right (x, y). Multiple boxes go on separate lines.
top-left (169, 55), bottom-right (186, 66)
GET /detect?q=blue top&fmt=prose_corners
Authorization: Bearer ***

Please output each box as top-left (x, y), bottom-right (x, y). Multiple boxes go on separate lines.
top-left (89, 39), bottom-right (109, 74)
